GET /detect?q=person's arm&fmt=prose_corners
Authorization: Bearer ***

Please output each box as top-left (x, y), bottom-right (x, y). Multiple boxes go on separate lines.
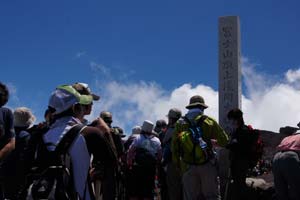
top-left (171, 124), bottom-right (181, 168)
top-left (127, 138), bottom-right (138, 167)
top-left (205, 118), bottom-right (229, 148)
top-left (0, 138), bottom-right (15, 160)
top-left (0, 108), bottom-right (15, 160)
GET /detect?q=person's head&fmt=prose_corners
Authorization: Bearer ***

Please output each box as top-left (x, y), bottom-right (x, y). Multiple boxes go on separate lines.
top-left (0, 82), bottom-right (9, 107)
top-left (14, 107), bottom-right (36, 129)
top-left (131, 126), bottom-right (141, 135)
top-left (227, 108), bottom-right (244, 130)
top-left (141, 120), bottom-right (155, 135)
top-left (166, 108), bottom-right (182, 125)
top-left (186, 95), bottom-right (208, 111)
top-left (114, 127), bottom-right (126, 138)
top-left (154, 119), bottom-right (167, 133)
top-left (72, 82), bottom-right (100, 115)
top-left (100, 111), bottom-right (113, 126)
top-left (48, 85), bottom-right (93, 120)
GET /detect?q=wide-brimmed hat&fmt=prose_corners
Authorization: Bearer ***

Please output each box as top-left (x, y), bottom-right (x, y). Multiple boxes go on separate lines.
top-left (49, 85), bottom-right (93, 115)
top-left (166, 108), bottom-right (182, 119)
top-left (72, 82), bottom-right (100, 101)
top-left (186, 95), bottom-right (208, 109)
top-left (14, 107), bottom-right (36, 128)
top-left (141, 120), bottom-right (155, 134)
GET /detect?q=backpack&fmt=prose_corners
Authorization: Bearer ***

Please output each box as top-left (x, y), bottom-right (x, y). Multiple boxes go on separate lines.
top-left (248, 125), bottom-right (264, 168)
top-left (177, 115), bottom-right (214, 165)
top-left (26, 124), bottom-right (86, 200)
top-left (134, 134), bottom-right (158, 168)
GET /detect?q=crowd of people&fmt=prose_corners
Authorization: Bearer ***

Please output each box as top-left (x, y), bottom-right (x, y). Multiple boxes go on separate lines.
top-left (0, 81), bottom-right (299, 200)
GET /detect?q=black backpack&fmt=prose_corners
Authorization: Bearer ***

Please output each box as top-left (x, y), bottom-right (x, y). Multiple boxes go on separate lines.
top-left (26, 124), bottom-right (86, 200)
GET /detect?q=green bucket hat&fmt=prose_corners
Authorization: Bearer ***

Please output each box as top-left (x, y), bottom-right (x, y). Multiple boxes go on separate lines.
top-left (186, 95), bottom-right (209, 109)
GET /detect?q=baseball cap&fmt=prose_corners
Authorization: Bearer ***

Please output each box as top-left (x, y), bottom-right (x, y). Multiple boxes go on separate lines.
top-left (49, 85), bottom-right (93, 115)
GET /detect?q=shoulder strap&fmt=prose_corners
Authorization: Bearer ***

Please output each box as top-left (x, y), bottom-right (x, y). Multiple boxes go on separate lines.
top-left (183, 116), bottom-right (195, 127)
top-left (55, 124), bottom-right (85, 154)
top-left (184, 115), bottom-right (208, 128)
top-left (196, 115), bottom-right (208, 129)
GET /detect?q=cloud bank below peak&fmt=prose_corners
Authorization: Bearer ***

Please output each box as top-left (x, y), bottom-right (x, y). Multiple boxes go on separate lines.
top-left (88, 59), bottom-right (300, 134)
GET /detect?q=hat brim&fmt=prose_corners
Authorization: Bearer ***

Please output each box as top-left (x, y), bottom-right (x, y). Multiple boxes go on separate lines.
top-left (92, 93), bottom-right (100, 101)
top-left (79, 95), bottom-right (94, 105)
top-left (186, 102), bottom-right (208, 109)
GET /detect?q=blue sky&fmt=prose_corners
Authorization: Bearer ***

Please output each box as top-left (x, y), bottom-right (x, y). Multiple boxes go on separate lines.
top-left (1, 0), bottom-right (300, 132)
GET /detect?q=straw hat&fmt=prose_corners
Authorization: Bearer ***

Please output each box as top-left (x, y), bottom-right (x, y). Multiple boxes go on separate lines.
top-left (14, 107), bottom-right (36, 128)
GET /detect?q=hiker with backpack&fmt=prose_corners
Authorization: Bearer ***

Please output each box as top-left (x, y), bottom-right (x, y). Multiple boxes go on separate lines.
top-left (0, 107), bottom-right (35, 199)
top-left (100, 111), bottom-right (125, 158)
top-left (127, 120), bottom-right (162, 200)
top-left (160, 108), bottom-right (182, 200)
top-left (27, 85), bottom-right (116, 200)
top-left (0, 82), bottom-right (16, 200)
top-left (100, 111), bottom-right (125, 200)
top-left (73, 83), bottom-right (123, 200)
top-left (8, 107), bottom-right (36, 199)
top-left (172, 95), bottom-right (229, 200)
top-left (272, 133), bottom-right (300, 200)
top-left (226, 108), bottom-right (263, 200)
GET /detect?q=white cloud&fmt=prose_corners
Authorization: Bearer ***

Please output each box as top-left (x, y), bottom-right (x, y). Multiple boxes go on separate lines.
top-left (285, 68), bottom-right (300, 85)
top-left (90, 62), bottom-right (110, 77)
top-left (6, 82), bottom-right (21, 107)
top-left (75, 51), bottom-right (86, 58)
top-left (88, 59), bottom-right (300, 134)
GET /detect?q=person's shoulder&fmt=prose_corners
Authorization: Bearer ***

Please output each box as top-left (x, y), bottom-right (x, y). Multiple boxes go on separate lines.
top-left (199, 115), bottom-right (218, 126)
top-left (242, 125), bottom-right (255, 132)
top-left (0, 107), bottom-right (13, 115)
top-left (151, 135), bottom-right (161, 144)
top-left (81, 126), bottom-right (104, 137)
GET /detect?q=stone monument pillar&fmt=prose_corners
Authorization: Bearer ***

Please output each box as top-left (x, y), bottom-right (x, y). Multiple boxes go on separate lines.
top-left (218, 16), bottom-right (242, 200)
top-left (218, 16), bottom-right (242, 134)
